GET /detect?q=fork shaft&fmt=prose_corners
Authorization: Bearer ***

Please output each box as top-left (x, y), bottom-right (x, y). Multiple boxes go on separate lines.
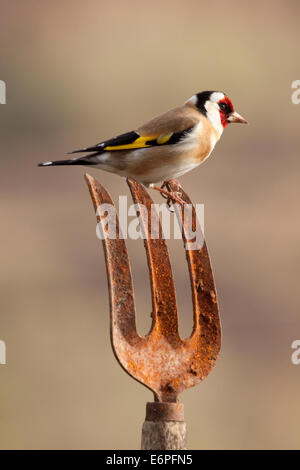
top-left (141, 402), bottom-right (186, 450)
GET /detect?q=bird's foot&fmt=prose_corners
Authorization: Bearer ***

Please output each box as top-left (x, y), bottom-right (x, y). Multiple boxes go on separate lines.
top-left (153, 180), bottom-right (185, 208)
top-left (161, 179), bottom-right (183, 194)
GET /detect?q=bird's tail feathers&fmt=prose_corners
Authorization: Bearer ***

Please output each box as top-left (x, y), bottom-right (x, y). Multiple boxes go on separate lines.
top-left (38, 153), bottom-right (99, 167)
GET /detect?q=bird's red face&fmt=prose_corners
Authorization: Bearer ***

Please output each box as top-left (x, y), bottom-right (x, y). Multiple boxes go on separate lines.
top-left (218, 96), bottom-right (247, 128)
top-left (218, 97), bottom-right (234, 128)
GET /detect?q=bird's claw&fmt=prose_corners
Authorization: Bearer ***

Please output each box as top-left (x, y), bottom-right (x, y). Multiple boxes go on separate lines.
top-left (162, 180), bottom-right (185, 208)
top-left (152, 180), bottom-right (185, 210)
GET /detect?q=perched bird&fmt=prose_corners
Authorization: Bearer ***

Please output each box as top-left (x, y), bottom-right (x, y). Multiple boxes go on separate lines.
top-left (39, 91), bottom-right (246, 203)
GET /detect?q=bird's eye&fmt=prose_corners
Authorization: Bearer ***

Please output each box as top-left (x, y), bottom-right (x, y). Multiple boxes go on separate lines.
top-left (219, 102), bottom-right (227, 111)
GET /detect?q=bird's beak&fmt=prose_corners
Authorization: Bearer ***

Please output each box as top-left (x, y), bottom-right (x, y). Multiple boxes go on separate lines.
top-left (227, 111), bottom-right (247, 124)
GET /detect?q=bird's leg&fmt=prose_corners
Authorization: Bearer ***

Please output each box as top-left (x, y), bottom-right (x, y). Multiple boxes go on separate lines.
top-left (152, 179), bottom-right (185, 207)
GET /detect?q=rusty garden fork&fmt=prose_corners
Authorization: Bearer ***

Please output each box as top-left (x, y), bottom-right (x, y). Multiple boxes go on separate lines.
top-left (85, 174), bottom-right (221, 450)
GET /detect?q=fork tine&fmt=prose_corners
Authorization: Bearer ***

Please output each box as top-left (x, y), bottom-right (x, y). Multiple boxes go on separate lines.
top-left (168, 182), bottom-right (221, 357)
top-left (127, 178), bottom-right (179, 342)
top-left (85, 174), bottom-right (140, 352)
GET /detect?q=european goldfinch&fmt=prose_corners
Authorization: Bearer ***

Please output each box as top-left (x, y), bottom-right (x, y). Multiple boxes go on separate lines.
top-left (39, 91), bottom-right (246, 202)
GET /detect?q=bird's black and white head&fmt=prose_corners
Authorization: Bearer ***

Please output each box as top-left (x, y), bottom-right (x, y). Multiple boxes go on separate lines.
top-left (187, 91), bottom-right (247, 134)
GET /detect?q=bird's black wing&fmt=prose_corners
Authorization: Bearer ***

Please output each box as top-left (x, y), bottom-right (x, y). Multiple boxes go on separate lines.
top-left (69, 127), bottom-right (195, 154)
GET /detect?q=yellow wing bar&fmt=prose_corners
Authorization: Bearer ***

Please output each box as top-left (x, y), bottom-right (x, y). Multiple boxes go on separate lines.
top-left (104, 133), bottom-right (173, 151)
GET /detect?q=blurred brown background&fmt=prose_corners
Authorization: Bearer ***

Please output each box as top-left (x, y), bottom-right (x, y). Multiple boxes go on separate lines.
top-left (0, 0), bottom-right (299, 449)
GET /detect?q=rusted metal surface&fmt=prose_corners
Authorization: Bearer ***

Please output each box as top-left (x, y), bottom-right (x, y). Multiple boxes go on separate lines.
top-left (145, 402), bottom-right (184, 422)
top-left (85, 174), bottom-right (221, 404)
